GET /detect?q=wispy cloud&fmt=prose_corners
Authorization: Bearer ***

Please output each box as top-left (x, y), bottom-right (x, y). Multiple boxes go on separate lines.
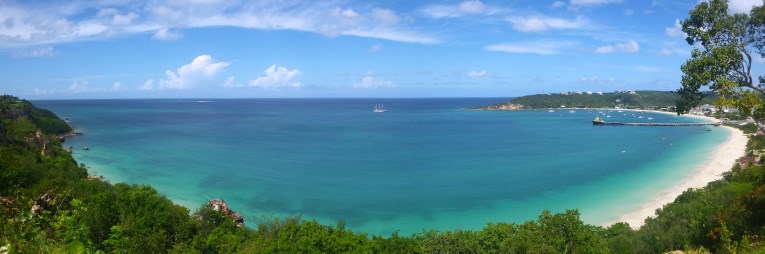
top-left (138, 79), bottom-right (155, 91)
top-left (352, 72), bottom-right (394, 89)
top-left (507, 15), bottom-right (588, 32)
top-left (664, 19), bottom-right (685, 38)
top-left (551, 1), bottom-right (566, 8)
top-left (0, 1), bottom-right (439, 48)
top-left (36, 79), bottom-right (129, 95)
top-left (153, 28), bottom-right (183, 40)
top-left (595, 40), bottom-right (639, 53)
top-left (570, 0), bottom-right (624, 7)
top-left (485, 40), bottom-right (576, 55)
top-left (466, 70), bottom-right (492, 78)
top-left (11, 46), bottom-right (55, 58)
top-left (728, 0), bottom-right (762, 14)
top-left (421, 0), bottom-right (487, 18)
top-left (369, 43), bottom-right (383, 52)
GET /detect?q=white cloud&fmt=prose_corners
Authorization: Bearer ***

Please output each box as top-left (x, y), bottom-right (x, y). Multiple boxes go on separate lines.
top-left (466, 70), bottom-right (491, 77)
top-left (485, 40), bottom-right (576, 55)
top-left (570, 0), bottom-right (624, 6)
top-left (665, 19), bottom-right (685, 38)
top-left (656, 48), bottom-right (674, 56)
top-left (728, 0), bottom-right (762, 14)
top-left (551, 1), bottom-right (566, 8)
top-left (138, 79), bottom-right (155, 90)
top-left (34, 88), bottom-right (53, 95)
top-left (624, 9), bottom-right (634, 15)
top-left (372, 8), bottom-right (400, 24)
top-left (223, 76), bottom-right (242, 88)
top-left (421, 0), bottom-right (487, 18)
top-left (343, 28), bottom-right (440, 44)
top-left (0, 1), bottom-right (439, 48)
top-left (68, 80), bottom-right (94, 93)
top-left (112, 82), bottom-right (126, 90)
top-left (459, 0), bottom-right (485, 14)
top-left (508, 15), bottom-right (588, 32)
top-left (352, 72), bottom-right (394, 89)
top-left (153, 28), bottom-right (183, 40)
top-left (66, 80), bottom-right (130, 93)
top-left (595, 40), bottom-right (639, 53)
top-left (248, 65), bottom-right (302, 89)
top-left (369, 43), bottom-right (383, 52)
top-left (98, 8), bottom-right (138, 25)
top-left (67, 80), bottom-right (112, 93)
top-left (11, 46), bottom-right (55, 58)
top-left (159, 54), bottom-right (230, 90)
top-left (633, 65), bottom-right (662, 72)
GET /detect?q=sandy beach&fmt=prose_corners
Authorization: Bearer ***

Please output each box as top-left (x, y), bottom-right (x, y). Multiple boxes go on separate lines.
top-left (606, 113), bottom-right (748, 228)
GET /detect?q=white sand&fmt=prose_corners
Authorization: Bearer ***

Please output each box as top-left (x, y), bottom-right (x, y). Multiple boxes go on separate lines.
top-left (605, 113), bottom-right (748, 228)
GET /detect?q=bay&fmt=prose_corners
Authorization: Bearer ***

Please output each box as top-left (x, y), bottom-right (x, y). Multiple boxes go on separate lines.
top-left (35, 98), bottom-right (727, 235)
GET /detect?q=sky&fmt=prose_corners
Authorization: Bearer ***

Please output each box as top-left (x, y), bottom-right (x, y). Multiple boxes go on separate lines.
top-left (1, 0), bottom-right (764, 99)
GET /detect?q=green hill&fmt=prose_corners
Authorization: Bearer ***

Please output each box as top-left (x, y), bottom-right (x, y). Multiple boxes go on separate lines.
top-left (0, 95), bottom-right (72, 134)
top-left (475, 90), bottom-right (718, 110)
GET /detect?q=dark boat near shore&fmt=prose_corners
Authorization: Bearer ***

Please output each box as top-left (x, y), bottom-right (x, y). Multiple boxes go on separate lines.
top-left (592, 116), bottom-right (623, 125)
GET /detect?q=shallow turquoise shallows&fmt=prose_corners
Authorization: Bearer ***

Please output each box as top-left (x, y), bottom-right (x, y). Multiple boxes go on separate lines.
top-left (36, 98), bottom-right (727, 235)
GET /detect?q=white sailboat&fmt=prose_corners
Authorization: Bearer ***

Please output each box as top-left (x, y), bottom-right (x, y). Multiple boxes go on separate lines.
top-left (373, 104), bottom-right (386, 113)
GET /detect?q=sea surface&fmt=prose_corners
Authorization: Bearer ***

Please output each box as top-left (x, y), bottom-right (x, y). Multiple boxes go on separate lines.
top-left (35, 98), bottom-right (728, 235)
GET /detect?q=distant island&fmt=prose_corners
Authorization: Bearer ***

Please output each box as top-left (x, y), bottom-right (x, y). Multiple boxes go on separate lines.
top-left (473, 90), bottom-right (717, 111)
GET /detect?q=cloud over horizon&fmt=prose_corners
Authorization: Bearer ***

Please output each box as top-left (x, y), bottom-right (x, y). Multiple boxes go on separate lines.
top-left (158, 54), bottom-right (230, 90)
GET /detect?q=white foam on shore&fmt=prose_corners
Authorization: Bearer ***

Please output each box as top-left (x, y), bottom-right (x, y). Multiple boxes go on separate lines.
top-left (605, 114), bottom-right (747, 228)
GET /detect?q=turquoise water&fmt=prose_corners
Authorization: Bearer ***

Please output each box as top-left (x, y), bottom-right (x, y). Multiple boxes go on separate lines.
top-left (35, 98), bottom-right (728, 235)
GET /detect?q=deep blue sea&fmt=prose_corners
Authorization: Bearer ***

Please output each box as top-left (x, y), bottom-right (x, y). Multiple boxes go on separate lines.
top-left (35, 98), bottom-right (727, 235)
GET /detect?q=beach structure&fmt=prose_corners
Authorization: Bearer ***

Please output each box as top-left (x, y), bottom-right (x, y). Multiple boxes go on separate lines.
top-left (208, 199), bottom-right (245, 227)
top-left (592, 116), bottom-right (721, 127)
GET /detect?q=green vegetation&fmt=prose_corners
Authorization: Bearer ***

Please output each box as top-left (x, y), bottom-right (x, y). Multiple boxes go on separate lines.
top-left (475, 91), bottom-right (717, 110)
top-left (3, 95), bottom-right (765, 253)
top-left (677, 0), bottom-right (765, 130)
top-left (0, 95), bottom-right (72, 135)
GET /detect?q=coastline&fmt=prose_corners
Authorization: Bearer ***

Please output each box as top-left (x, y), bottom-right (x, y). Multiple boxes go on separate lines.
top-left (606, 115), bottom-right (747, 228)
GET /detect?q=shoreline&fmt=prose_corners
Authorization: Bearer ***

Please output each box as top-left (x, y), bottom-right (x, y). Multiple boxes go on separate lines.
top-left (606, 121), bottom-right (747, 228)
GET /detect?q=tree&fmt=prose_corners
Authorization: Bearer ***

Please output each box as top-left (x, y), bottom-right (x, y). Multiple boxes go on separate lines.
top-left (677, 0), bottom-right (765, 128)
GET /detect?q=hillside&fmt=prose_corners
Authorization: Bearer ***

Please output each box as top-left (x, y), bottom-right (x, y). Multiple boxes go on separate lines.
top-left (0, 95), bottom-right (72, 134)
top-left (475, 90), bottom-right (718, 110)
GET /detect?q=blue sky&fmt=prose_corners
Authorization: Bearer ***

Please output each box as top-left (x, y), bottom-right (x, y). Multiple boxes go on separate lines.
top-left (1, 0), bottom-right (763, 99)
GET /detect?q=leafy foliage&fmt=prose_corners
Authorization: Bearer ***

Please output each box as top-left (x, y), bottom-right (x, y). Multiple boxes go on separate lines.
top-left (678, 0), bottom-right (765, 128)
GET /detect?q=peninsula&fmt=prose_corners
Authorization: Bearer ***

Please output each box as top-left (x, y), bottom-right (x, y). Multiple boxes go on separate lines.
top-left (474, 90), bottom-right (717, 111)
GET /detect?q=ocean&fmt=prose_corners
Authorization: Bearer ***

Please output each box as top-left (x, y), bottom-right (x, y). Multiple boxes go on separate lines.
top-left (35, 98), bottom-right (727, 235)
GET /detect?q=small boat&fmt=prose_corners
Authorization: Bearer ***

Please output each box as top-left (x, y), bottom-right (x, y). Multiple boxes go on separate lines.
top-left (569, 110), bottom-right (576, 113)
top-left (83, 146), bottom-right (89, 151)
top-left (548, 109), bottom-right (554, 112)
top-left (592, 116), bottom-right (606, 125)
top-left (373, 104), bottom-right (386, 113)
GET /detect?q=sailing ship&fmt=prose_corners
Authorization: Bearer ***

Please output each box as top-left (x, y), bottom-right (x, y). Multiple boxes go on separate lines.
top-left (373, 104), bottom-right (386, 113)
